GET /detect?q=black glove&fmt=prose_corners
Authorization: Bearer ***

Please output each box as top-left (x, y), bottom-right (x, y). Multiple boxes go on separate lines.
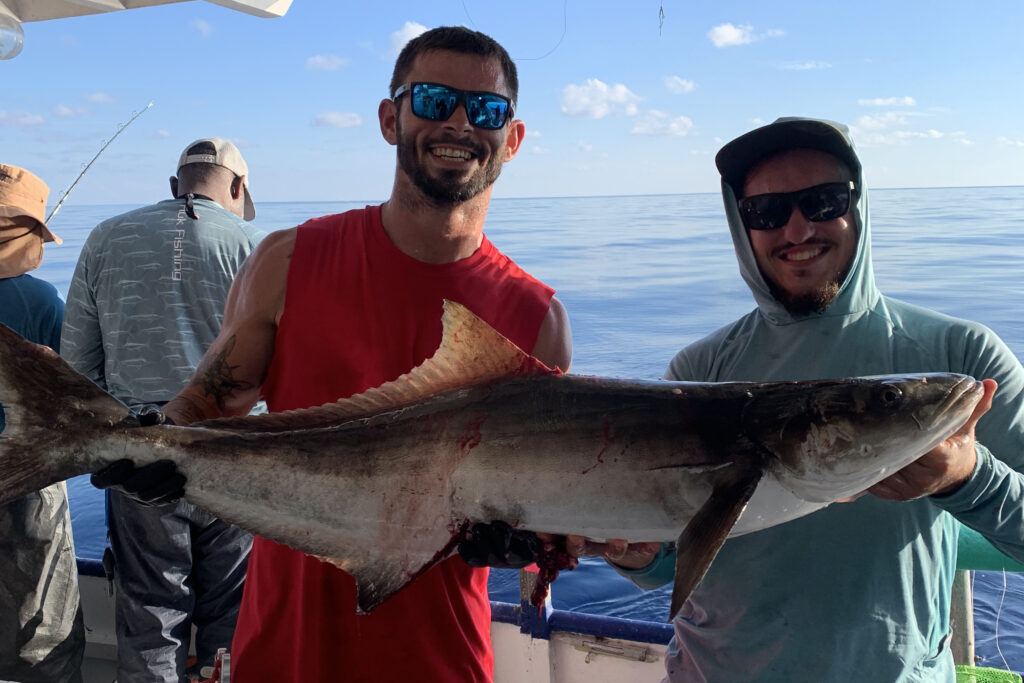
top-left (90, 459), bottom-right (186, 506)
top-left (458, 520), bottom-right (542, 569)
top-left (131, 403), bottom-right (175, 427)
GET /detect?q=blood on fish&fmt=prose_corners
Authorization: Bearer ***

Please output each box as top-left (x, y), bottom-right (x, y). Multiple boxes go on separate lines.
top-left (457, 414), bottom-right (487, 451)
top-left (530, 539), bottom-right (578, 611)
top-left (582, 418), bottom-right (615, 475)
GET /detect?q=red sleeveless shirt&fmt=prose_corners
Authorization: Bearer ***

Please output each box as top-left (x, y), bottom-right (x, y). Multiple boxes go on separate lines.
top-left (230, 205), bottom-right (554, 682)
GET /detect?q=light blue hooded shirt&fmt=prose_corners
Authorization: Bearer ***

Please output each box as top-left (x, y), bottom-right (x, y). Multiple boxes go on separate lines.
top-left (620, 119), bottom-right (1024, 682)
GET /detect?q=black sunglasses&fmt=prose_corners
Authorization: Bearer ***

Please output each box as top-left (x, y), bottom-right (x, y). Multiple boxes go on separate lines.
top-left (393, 82), bottom-right (515, 130)
top-left (738, 181), bottom-right (857, 231)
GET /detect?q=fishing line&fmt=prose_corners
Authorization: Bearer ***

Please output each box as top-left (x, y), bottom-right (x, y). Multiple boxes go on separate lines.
top-left (46, 100), bottom-right (153, 224)
top-left (995, 569), bottom-right (1010, 670)
top-left (460, 0), bottom-right (568, 61)
top-left (973, 567), bottom-right (1013, 671)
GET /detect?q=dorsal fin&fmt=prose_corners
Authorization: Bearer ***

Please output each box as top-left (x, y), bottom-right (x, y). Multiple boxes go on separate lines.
top-left (194, 300), bottom-right (556, 432)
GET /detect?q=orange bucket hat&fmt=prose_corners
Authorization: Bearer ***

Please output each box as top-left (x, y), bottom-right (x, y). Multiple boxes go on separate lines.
top-left (0, 163), bottom-right (61, 244)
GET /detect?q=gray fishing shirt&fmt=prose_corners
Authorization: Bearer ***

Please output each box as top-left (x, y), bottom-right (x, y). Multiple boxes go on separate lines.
top-left (62, 198), bottom-right (264, 404)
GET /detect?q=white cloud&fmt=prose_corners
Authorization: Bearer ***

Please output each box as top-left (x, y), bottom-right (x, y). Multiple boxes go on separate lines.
top-left (390, 21), bottom-right (428, 58)
top-left (631, 110), bottom-right (694, 137)
top-left (532, 146), bottom-right (551, 154)
top-left (709, 23), bottom-right (752, 46)
top-left (561, 79), bottom-right (641, 118)
top-left (86, 92), bottom-right (114, 104)
top-left (577, 140), bottom-right (593, 152)
top-left (997, 136), bottom-right (1024, 148)
top-left (314, 111), bottom-right (363, 128)
top-left (664, 76), bottom-right (695, 94)
top-left (854, 126), bottom-right (943, 146)
top-left (708, 23), bottom-right (783, 47)
top-left (856, 112), bottom-right (912, 130)
top-left (858, 96), bottom-right (916, 107)
top-left (950, 131), bottom-right (974, 146)
top-left (524, 130), bottom-right (542, 138)
top-left (151, 129), bottom-right (172, 139)
top-left (192, 19), bottom-right (213, 37)
top-left (0, 110), bottom-right (45, 126)
top-left (54, 104), bottom-right (89, 118)
top-left (780, 61), bottom-right (831, 71)
top-left (306, 54), bottom-right (350, 71)
top-left (851, 109), bottom-right (945, 145)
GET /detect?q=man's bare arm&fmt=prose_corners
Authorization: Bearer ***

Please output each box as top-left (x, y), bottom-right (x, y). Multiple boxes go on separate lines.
top-left (531, 296), bottom-right (572, 372)
top-left (163, 229), bottom-right (296, 425)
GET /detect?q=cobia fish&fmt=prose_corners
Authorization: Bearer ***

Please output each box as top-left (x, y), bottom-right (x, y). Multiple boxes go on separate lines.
top-left (0, 301), bottom-right (983, 618)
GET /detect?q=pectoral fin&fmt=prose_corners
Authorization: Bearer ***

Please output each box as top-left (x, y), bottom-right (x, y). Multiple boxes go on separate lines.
top-left (669, 466), bottom-right (763, 620)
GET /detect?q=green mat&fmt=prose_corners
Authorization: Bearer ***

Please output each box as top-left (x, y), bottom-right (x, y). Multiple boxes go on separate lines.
top-left (956, 665), bottom-right (1023, 683)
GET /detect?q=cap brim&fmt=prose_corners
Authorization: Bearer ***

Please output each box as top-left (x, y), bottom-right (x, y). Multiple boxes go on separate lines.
top-left (40, 222), bottom-right (62, 245)
top-left (715, 118), bottom-right (860, 194)
top-left (242, 185), bottom-right (255, 221)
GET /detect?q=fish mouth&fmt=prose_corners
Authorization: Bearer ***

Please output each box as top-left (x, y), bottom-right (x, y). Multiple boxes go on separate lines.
top-left (915, 375), bottom-right (983, 429)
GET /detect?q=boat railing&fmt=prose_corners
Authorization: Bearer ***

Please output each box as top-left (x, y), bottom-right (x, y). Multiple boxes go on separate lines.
top-left (75, 523), bottom-right (1020, 666)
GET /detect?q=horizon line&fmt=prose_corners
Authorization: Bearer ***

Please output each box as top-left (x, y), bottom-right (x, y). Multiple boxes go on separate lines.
top-left (47, 183), bottom-right (1024, 209)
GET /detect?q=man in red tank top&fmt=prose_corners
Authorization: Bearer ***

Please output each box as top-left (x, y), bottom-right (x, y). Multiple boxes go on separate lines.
top-left (105, 25), bottom-right (573, 682)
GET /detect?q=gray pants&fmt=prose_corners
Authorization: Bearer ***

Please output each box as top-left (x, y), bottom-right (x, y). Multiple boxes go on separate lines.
top-left (108, 492), bottom-right (251, 683)
top-left (0, 482), bottom-right (84, 683)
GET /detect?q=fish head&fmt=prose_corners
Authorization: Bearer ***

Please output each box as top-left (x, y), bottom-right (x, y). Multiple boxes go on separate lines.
top-left (741, 373), bottom-right (983, 503)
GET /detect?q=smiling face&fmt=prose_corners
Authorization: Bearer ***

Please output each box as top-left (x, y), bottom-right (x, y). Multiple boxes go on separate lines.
top-left (391, 49), bottom-right (520, 206)
top-left (742, 148), bottom-right (858, 315)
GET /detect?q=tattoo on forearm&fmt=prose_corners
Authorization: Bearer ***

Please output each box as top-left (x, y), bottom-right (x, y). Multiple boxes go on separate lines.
top-left (175, 399), bottom-right (211, 426)
top-left (198, 336), bottom-right (254, 412)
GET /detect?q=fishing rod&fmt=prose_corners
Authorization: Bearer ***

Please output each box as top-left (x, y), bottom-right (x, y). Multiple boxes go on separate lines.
top-left (45, 100), bottom-right (154, 224)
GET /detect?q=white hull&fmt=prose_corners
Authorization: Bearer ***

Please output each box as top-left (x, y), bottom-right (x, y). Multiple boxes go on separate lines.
top-left (77, 565), bottom-right (668, 683)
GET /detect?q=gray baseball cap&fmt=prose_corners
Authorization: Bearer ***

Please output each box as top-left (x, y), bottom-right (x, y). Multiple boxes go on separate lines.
top-left (715, 117), bottom-right (861, 195)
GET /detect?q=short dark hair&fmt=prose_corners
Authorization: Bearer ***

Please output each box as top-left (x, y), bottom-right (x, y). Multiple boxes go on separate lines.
top-left (389, 26), bottom-right (518, 105)
top-left (177, 163), bottom-right (227, 189)
top-left (176, 142), bottom-right (232, 189)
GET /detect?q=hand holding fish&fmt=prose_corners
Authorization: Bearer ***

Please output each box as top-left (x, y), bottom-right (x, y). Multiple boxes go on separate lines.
top-left (458, 521), bottom-right (542, 569)
top-left (88, 404), bottom-right (185, 505)
top-left (559, 534), bottom-right (663, 571)
top-left (868, 378), bottom-right (997, 501)
top-left (90, 459), bottom-right (186, 506)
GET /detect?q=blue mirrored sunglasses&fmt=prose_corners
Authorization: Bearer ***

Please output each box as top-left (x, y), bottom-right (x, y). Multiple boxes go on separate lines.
top-left (393, 82), bottom-right (515, 130)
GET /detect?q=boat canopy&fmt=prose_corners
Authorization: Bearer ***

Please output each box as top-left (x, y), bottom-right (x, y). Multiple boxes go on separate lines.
top-left (0, 0), bottom-right (291, 58)
top-left (0, 0), bottom-right (290, 22)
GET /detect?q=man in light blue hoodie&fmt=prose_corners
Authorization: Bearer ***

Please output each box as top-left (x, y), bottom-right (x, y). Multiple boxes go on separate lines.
top-left (611, 117), bottom-right (1024, 681)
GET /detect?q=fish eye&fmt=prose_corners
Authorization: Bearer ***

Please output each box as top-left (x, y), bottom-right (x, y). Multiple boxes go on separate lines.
top-left (878, 384), bottom-right (903, 406)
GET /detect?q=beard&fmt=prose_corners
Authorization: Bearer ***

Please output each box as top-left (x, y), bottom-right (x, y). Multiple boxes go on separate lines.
top-left (767, 278), bottom-right (842, 316)
top-left (395, 118), bottom-right (504, 205)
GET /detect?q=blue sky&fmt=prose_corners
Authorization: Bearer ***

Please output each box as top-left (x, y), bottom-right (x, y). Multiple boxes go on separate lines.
top-left (2, 0), bottom-right (1023, 207)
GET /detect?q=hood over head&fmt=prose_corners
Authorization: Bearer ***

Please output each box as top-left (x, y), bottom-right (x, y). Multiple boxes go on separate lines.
top-left (714, 117), bottom-right (878, 325)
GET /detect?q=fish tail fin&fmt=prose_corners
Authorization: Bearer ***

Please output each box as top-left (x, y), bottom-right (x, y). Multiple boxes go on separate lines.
top-left (0, 323), bottom-right (131, 503)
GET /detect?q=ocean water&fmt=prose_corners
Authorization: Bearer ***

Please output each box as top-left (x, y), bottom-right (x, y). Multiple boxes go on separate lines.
top-left (35, 187), bottom-right (1024, 673)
